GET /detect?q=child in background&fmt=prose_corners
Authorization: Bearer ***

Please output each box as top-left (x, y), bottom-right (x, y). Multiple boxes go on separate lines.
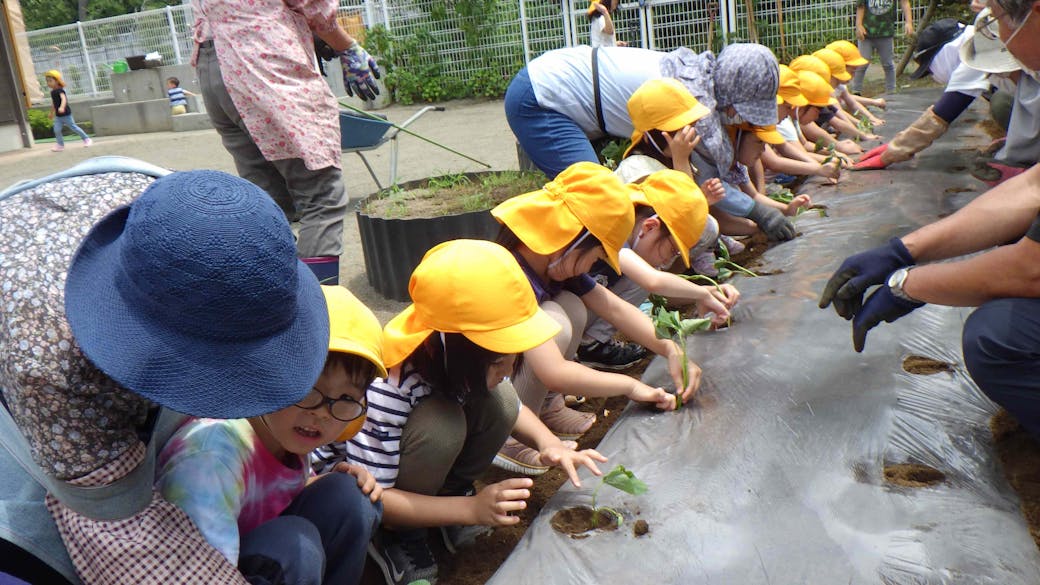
top-left (44, 70), bottom-right (91, 152)
top-left (852, 0), bottom-right (914, 94)
top-left (812, 48), bottom-right (885, 134)
top-left (789, 57), bottom-right (863, 156)
top-left (826, 40), bottom-right (888, 111)
top-left (157, 285), bottom-right (385, 585)
top-left (317, 239), bottom-right (606, 585)
top-left (587, 0), bottom-right (627, 47)
top-left (167, 77), bottom-right (196, 115)
top-left (492, 162), bottom-right (696, 471)
top-left (579, 169), bottom-right (740, 369)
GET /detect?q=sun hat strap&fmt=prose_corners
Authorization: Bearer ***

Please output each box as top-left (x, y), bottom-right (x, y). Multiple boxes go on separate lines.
top-left (591, 48), bottom-right (607, 135)
top-left (0, 404), bottom-right (185, 521)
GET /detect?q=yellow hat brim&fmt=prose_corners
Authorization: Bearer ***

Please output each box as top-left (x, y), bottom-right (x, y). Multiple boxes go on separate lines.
top-left (754, 127), bottom-right (786, 145)
top-left (845, 56), bottom-right (868, 66)
top-left (329, 337), bottom-right (388, 378)
top-left (380, 305), bottom-right (432, 369)
top-left (833, 70), bottom-right (852, 82)
top-left (779, 90), bottom-right (809, 107)
top-left (323, 285), bottom-right (388, 378)
top-left (623, 101), bottom-right (711, 159)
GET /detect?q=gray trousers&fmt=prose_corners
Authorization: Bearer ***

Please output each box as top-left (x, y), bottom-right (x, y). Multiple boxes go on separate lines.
top-left (513, 291), bottom-right (587, 412)
top-left (852, 37), bottom-right (896, 93)
top-left (196, 43), bottom-right (347, 258)
top-left (395, 383), bottom-right (519, 496)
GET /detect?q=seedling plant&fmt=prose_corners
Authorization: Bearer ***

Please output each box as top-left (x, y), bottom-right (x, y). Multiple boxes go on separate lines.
top-left (591, 464), bottom-right (648, 528)
top-left (652, 306), bottom-right (712, 408)
top-left (814, 138), bottom-right (839, 166)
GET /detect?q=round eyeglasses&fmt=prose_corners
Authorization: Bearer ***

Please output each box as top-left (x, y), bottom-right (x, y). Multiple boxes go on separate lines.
top-left (295, 388), bottom-right (367, 422)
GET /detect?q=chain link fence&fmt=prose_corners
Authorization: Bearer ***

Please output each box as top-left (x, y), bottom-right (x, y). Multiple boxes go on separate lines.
top-left (21, 0), bottom-right (929, 100)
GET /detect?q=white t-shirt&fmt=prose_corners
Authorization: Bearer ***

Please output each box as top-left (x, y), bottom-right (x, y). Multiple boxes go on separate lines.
top-left (589, 16), bottom-right (616, 48)
top-left (777, 116), bottom-right (800, 142)
top-left (527, 46), bottom-right (666, 138)
top-left (932, 26), bottom-right (990, 97)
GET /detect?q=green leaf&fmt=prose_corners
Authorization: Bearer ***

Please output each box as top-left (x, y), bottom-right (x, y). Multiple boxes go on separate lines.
top-left (602, 465), bottom-right (648, 495)
top-left (678, 317), bottom-right (713, 336)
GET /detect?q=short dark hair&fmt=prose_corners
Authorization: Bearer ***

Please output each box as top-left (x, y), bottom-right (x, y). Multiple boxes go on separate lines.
top-left (167, 77), bottom-right (180, 86)
top-left (495, 225), bottom-right (604, 257)
top-left (405, 332), bottom-right (522, 403)
top-left (325, 351), bottom-right (380, 392)
top-left (996, 0), bottom-right (1035, 24)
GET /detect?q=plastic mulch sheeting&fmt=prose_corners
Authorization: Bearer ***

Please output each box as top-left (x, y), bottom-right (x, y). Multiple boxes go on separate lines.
top-left (487, 89), bottom-right (1040, 584)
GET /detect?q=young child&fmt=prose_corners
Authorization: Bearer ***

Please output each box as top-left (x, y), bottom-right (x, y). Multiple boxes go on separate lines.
top-left (579, 169), bottom-right (740, 369)
top-left (853, 0), bottom-right (914, 94)
top-left (44, 70), bottom-right (91, 152)
top-left (316, 239), bottom-right (606, 585)
top-left (167, 77), bottom-right (196, 115)
top-left (826, 40), bottom-right (888, 111)
top-left (812, 48), bottom-right (884, 138)
top-left (587, 0), bottom-right (626, 47)
top-left (156, 285), bottom-right (385, 585)
top-left (491, 162), bottom-right (696, 469)
top-left (789, 56), bottom-right (863, 156)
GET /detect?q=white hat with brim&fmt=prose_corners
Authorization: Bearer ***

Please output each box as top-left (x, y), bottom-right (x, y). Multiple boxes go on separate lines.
top-left (960, 19), bottom-right (1022, 75)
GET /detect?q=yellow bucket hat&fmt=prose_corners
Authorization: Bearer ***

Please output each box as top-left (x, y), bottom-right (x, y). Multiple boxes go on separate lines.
top-left (788, 55), bottom-right (832, 83)
top-left (796, 71), bottom-right (839, 107)
top-left (587, 0), bottom-right (600, 15)
top-left (491, 161), bottom-right (635, 274)
top-left (777, 64), bottom-right (808, 107)
top-left (44, 69), bottom-right (65, 87)
top-left (322, 285), bottom-right (387, 378)
top-left (630, 169), bottom-right (707, 269)
top-left (731, 122), bottom-right (785, 145)
top-left (826, 40), bottom-right (869, 67)
top-left (382, 240), bottom-right (561, 368)
top-left (812, 48), bottom-right (852, 82)
top-left (624, 78), bottom-right (712, 158)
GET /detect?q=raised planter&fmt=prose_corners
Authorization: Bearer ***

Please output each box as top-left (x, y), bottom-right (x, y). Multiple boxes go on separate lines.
top-left (356, 170), bottom-right (545, 301)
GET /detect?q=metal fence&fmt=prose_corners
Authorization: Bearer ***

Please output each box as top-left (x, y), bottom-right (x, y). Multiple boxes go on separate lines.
top-left (21, 0), bottom-right (928, 100)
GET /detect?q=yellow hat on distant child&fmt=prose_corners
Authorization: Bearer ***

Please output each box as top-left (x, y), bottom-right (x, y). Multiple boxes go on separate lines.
top-left (587, 0), bottom-right (601, 15)
top-left (812, 48), bottom-right (852, 82)
top-left (630, 169), bottom-right (708, 269)
top-left (777, 64), bottom-right (809, 107)
top-left (732, 122), bottom-right (786, 145)
top-left (44, 69), bottom-right (65, 87)
top-left (322, 285), bottom-right (387, 378)
top-left (491, 161), bottom-right (636, 274)
top-left (796, 71), bottom-right (839, 107)
top-left (788, 55), bottom-right (833, 83)
top-left (826, 40), bottom-right (869, 66)
top-left (625, 78), bottom-right (712, 158)
top-left (381, 240), bottom-right (561, 368)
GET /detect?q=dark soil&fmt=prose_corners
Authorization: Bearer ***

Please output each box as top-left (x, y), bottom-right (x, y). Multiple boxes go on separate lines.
top-left (361, 170), bottom-right (545, 219)
top-left (633, 518), bottom-right (650, 537)
top-left (883, 463), bottom-right (946, 487)
top-left (549, 506), bottom-right (621, 536)
top-left (976, 118), bottom-right (1008, 141)
top-left (991, 409), bottom-right (1040, 551)
top-left (902, 355), bottom-right (953, 375)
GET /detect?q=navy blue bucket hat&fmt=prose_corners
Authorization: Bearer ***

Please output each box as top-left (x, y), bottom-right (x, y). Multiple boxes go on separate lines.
top-left (64, 170), bottom-right (329, 419)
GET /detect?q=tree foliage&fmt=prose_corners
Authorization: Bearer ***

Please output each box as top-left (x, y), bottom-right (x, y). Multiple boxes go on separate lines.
top-left (21, 0), bottom-right (181, 31)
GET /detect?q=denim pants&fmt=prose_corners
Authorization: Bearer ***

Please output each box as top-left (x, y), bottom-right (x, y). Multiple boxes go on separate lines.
top-left (713, 181), bottom-right (756, 217)
top-left (504, 67), bottom-right (599, 179)
top-left (962, 297), bottom-right (1040, 440)
top-left (852, 37), bottom-right (896, 93)
top-left (238, 472), bottom-right (382, 585)
top-left (52, 115), bottom-right (90, 147)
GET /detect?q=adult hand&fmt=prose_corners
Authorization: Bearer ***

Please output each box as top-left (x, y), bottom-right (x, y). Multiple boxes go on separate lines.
top-left (819, 237), bottom-right (915, 319)
top-left (472, 478), bottom-right (534, 526)
top-left (747, 200), bottom-right (796, 241)
top-left (539, 445), bottom-right (607, 488)
top-left (340, 41), bottom-right (381, 101)
top-left (852, 282), bottom-right (923, 352)
top-left (331, 462), bottom-right (383, 503)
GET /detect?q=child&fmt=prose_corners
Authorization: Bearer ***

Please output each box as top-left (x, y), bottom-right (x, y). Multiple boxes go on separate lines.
top-left (853, 0), bottom-right (914, 94)
top-left (167, 77), bottom-right (196, 115)
top-left (580, 169), bottom-right (740, 369)
top-left (789, 56), bottom-right (863, 156)
top-left (491, 162), bottom-right (695, 469)
top-left (156, 285), bottom-right (385, 585)
top-left (44, 70), bottom-right (91, 152)
top-left (587, 0), bottom-right (626, 47)
top-left (826, 40), bottom-right (887, 110)
top-left (813, 48), bottom-right (885, 136)
top-left (317, 239), bottom-right (606, 585)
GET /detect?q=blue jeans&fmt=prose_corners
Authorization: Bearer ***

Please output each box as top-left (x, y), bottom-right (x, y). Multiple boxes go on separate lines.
top-left (238, 472), bottom-right (382, 585)
top-left (504, 67), bottom-right (598, 179)
top-left (713, 181), bottom-right (756, 217)
top-left (52, 115), bottom-right (90, 147)
top-left (962, 297), bottom-right (1040, 440)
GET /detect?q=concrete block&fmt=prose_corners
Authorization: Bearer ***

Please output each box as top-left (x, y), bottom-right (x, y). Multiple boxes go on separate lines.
top-left (92, 99), bottom-right (172, 136)
top-left (158, 64), bottom-right (201, 96)
top-left (171, 112), bottom-right (213, 132)
top-left (110, 69), bottom-right (165, 103)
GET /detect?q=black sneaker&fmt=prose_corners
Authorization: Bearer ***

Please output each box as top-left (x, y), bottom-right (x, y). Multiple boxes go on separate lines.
top-left (368, 529), bottom-right (439, 585)
top-left (576, 339), bottom-right (648, 370)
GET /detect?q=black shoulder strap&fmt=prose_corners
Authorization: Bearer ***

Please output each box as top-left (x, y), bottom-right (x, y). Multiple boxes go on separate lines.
top-left (592, 47), bottom-right (607, 135)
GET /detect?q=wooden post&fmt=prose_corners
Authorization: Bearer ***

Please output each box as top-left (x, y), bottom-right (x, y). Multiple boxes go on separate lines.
top-left (897, 0), bottom-right (938, 76)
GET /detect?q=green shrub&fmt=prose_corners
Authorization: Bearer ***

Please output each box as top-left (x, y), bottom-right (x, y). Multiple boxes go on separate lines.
top-left (26, 109), bottom-right (94, 140)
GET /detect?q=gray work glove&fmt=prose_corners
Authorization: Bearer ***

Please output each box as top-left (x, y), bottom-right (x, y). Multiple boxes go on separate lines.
top-left (746, 200), bottom-right (796, 241)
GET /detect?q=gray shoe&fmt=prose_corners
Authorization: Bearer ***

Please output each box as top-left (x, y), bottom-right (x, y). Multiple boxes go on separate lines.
top-left (368, 529), bottom-right (439, 585)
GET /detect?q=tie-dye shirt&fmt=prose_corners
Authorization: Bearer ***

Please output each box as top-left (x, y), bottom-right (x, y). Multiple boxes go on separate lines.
top-left (156, 418), bottom-right (310, 564)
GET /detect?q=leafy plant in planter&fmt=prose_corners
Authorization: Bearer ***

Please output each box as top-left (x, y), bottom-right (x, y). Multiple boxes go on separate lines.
top-left (652, 306), bottom-right (712, 408)
top-left (591, 465), bottom-right (648, 528)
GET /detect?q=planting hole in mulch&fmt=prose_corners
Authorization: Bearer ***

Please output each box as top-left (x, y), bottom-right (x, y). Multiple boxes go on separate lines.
top-left (633, 519), bottom-right (650, 537)
top-left (550, 506), bottom-right (621, 536)
top-left (883, 463), bottom-right (946, 487)
top-left (902, 355), bottom-right (953, 375)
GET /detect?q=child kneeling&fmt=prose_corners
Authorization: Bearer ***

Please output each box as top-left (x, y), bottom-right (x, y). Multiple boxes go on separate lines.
top-left (157, 285), bottom-right (385, 585)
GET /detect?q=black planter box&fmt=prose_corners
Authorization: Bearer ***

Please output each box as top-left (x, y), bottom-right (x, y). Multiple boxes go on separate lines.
top-left (356, 173), bottom-right (506, 302)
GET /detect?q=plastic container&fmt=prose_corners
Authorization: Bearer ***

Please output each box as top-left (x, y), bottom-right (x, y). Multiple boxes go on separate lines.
top-left (339, 110), bottom-right (392, 149)
top-left (111, 60), bottom-right (129, 73)
top-left (125, 55), bottom-right (147, 70)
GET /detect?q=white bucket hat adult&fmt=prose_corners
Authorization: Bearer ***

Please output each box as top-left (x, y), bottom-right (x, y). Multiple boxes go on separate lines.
top-left (960, 7), bottom-right (1023, 74)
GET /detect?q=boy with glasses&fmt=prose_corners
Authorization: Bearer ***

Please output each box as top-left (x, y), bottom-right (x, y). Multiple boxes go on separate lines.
top-left (156, 285), bottom-right (386, 585)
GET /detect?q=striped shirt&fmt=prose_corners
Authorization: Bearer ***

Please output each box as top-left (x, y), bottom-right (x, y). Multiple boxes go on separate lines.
top-left (168, 87), bottom-right (188, 107)
top-left (311, 365), bottom-right (432, 488)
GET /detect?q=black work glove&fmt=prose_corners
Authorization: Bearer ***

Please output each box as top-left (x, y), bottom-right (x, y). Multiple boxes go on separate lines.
top-left (746, 200), bottom-right (796, 241)
top-left (852, 282), bottom-right (924, 352)
top-left (819, 237), bottom-right (915, 320)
